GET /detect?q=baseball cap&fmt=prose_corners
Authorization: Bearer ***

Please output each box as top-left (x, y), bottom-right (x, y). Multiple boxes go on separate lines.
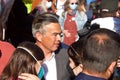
top-left (100, 0), bottom-right (119, 12)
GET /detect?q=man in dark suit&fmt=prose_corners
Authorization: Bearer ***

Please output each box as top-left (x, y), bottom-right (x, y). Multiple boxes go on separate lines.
top-left (31, 12), bottom-right (74, 80)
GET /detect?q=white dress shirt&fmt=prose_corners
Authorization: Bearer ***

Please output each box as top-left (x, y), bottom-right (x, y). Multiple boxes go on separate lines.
top-left (42, 52), bottom-right (57, 80)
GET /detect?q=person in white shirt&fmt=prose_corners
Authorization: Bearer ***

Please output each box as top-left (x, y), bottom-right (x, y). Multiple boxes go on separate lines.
top-left (32, 12), bottom-right (74, 80)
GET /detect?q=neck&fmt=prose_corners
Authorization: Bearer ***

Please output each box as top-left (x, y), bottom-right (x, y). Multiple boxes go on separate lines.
top-left (68, 9), bottom-right (76, 15)
top-left (44, 52), bottom-right (53, 60)
top-left (35, 42), bottom-right (53, 59)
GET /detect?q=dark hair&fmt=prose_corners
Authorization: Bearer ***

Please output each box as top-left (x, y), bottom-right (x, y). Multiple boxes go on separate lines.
top-left (0, 41), bottom-right (44, 80)
top-left (68, 39), bottom-right (84, 66)
top-left (32, 12), bottom-right (59, 37)
top-left (82, 28), bottom-right (120, 73)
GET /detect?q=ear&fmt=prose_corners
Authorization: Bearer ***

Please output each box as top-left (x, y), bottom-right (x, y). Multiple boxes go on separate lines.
top-left (107, 61), bottom-right (116, 77)
top-left (35, 32), bottom-right (42, 42)
top-left (108, 61), bottom-right (116, 73)
top-left (79, 64), bottom-right (83, 69)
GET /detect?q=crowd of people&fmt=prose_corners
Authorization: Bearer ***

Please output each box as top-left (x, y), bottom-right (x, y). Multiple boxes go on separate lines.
top-left (0, 0), bottom-right (120, 80)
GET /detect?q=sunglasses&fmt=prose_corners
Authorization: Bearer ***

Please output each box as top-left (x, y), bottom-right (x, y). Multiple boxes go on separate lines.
top-left (70, 2), bottom-right (78, 5)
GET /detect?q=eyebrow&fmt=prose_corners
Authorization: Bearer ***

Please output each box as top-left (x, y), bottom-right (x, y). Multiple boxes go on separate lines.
top-left (52, 31), bottom-right (63, 35)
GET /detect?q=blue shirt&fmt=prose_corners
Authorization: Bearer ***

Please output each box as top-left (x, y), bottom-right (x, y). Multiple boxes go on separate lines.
top-left (86, 0), bottom-right (96, 5)
top-left (74, 72), bottom-right (106, 80)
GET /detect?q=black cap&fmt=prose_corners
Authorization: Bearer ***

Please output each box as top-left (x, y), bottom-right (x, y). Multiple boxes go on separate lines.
top-left (100, 0), bottom-right (119, 12)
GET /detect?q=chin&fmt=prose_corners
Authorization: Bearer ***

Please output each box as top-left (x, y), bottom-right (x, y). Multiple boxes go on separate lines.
top-left (52, 47), bottom-right (59, 51)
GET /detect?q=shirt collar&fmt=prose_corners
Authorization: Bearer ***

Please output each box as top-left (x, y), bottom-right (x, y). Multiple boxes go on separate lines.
top-left (44, 52), bottom-right (55, 61)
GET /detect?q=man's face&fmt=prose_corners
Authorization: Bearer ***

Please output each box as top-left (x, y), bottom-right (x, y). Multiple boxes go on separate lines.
top-left (38, 23), bottom-right (62, 53)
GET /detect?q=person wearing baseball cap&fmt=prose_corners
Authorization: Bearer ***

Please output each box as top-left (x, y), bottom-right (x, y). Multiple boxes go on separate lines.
top-left (91, 0), bottom-right (120, 35)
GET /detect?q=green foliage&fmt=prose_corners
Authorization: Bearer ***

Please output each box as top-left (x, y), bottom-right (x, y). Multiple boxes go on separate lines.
top-left (22, 0), bottom-right (33, 13)
top-left (22, 0), bottom-right (33, 4)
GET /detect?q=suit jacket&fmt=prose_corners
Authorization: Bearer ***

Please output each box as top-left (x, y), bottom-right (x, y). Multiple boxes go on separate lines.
top-left (42, 43), bottom-right (74, 80)
top-left (55, 43), bottom-right (75, 80)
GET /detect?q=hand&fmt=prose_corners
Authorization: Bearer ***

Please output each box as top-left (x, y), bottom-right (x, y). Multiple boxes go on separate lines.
top-left (117, 57), bottom-right (120, 67)
top-left (18, 73), bottom-right (40, 80)
top-left (63, 30), bottom-right (71, 37)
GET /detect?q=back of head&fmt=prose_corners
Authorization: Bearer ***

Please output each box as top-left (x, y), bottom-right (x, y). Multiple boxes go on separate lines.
top-left (68, 39), bottom-right (84, 66)
top-left (32, 12), bottom-right (59, 37)
top-left (100, 0), bottom-right (119, 17)
top-left (0, 41), bottom-right (44, 80)
top-left (17, 41), bottom-right (44, 61)
top-left (82, 28), bottom-right (120, 73)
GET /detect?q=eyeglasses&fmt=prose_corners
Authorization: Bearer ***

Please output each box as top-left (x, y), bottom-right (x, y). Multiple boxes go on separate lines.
top-left (70, 2), bottom-right (78, 5)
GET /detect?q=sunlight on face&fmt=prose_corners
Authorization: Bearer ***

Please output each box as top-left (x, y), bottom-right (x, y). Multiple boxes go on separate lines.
top-left (40, 23), bottom-right (62, 52)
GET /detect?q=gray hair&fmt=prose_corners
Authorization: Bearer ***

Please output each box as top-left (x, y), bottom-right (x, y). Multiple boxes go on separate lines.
top-left (32, 12), bottom-right (59, 37)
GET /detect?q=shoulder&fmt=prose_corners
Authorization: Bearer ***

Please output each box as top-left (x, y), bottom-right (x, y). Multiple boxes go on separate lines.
top-left (91, 17), bottom-right (114, 24)
top-left (91, 18), bottom-right (102, 24)
top-left (55, 43), bottom-right (69, 58)
top-left (74, 73), bottom-right (86, 80)
top-left (0, 41), bottom-right (15, 49)
top-left (76, 11), bottom-right (87, 20)
top-left (113, 17), bottom-right (120, 22)
top-left (55, 42), bottom-right (68, 52)
top-left (77, 11), bottom-right (86, 16)
top-left (91, 17), bottom-right (115, 31)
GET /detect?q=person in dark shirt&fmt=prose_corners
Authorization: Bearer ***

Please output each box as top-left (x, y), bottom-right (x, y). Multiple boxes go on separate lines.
top-left (74, 28), bottom-right (120, 80)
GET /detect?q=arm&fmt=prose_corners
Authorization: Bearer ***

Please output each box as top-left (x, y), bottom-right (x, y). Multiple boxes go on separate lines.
top-left (51, 0), bottom-right (57, 13)
top-left (18, 73), bottom-right (40, 80)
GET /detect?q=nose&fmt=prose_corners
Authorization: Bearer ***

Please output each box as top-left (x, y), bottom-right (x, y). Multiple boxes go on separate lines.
top-left (56, 34), bottom-right (62, 41)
